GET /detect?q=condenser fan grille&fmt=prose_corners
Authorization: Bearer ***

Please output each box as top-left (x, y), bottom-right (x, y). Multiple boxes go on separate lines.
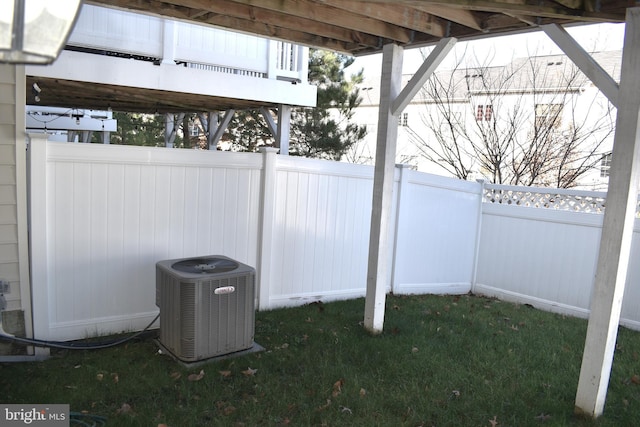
top-left (171, 257), bottom-right (239, 274)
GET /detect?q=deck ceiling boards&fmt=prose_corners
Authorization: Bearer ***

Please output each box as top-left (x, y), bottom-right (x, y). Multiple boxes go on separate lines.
top-left (88, 0), bottom-right (631, 56)
top-left (26, 76), bottom-right (272, 114)
top-left (30, 0), bottom-right (631, 113)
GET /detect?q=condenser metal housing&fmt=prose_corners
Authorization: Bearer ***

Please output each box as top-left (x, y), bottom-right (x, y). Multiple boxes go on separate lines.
top-left (156, 255), bottom-right (256, 362)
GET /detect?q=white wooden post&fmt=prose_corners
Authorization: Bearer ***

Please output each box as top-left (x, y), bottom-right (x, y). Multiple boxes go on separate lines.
top-left (165, 113), bottom-right (184, 148)
top-left (161, 20), bottom-right (176, 66)
top-left (390, 163), bottom-right (412, 293)
top-left (210, 109), bottom-right (235, 147)
top-left (27, 134), bottom-right (50, 359)
top-left (364, 43), bottom-right (403, 334)
top-left (277, 104), bottom-right (291, 155)
top-left (267, 40), bottom-right (278, 80)
top-left (257, 147), bottom-right (279, 310)
top-left (575, 7), bottom-right (640, 417)
top-left (297, 45), bottom-right (309, 84)
top-left (391, 38), bottom-right (457, 116)
top-left (260, 107), bottom-right (277, 137)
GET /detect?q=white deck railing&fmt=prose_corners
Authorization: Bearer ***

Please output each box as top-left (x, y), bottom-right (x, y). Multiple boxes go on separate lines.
top-left (68, 4), bottom-right (308, 83)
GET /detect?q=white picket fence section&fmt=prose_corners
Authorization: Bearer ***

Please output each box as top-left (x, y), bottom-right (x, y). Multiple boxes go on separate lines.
top-left (27, 139), bottom-right (640, 340)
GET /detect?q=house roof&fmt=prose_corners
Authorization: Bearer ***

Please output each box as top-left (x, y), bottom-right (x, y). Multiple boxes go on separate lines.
top-left (88, 0), bottom-right (632, 56)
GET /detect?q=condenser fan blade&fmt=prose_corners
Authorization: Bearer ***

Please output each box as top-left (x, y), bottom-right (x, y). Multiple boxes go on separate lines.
top-left (172, 257), bottom-right (239, 274)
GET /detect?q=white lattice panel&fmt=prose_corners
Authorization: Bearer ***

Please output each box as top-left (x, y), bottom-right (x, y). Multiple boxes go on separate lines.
top-left (483, 187), bottom-right (607, 213)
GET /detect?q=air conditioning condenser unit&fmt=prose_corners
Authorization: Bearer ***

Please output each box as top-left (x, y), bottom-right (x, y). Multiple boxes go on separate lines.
top-left (156, 255), bottom-right (255, 362)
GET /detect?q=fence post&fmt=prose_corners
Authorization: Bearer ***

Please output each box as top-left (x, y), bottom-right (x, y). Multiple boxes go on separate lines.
top-left (257, 147), bottom-right (279, 310)
top-left (471, 179), bottom-right (485, 292)
top-left (390, 164), bottom-right (412, 293)
top-left (26, 134), bottom-right (50, 358)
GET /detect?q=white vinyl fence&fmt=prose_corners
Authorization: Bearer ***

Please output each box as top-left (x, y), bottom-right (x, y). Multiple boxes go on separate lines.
top-left (27, 139), bottom-right (640, 340)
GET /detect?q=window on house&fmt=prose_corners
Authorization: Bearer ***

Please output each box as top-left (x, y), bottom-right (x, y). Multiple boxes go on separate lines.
top-left (600, 153), bottom-right (612, 178)
top-left (398, 112), bottom-right (408, 127)
top-left (189, 124), bottom-right (200, 137)
top-left (535, 104), bottom-right (563, 129)
top-left (484, 105), bottom-right (493, 121)
top-left (476, 105), bottom-right (492, 121)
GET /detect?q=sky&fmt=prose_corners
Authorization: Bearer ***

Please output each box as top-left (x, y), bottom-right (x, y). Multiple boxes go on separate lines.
top-left (345, 22), bottom-right (626, 77)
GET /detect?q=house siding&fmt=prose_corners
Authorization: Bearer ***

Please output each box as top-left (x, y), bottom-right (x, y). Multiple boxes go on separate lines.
top-left (0, 65), bottom-right (30, 350)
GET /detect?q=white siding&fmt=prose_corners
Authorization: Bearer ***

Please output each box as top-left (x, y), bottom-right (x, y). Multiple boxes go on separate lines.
top-left (0, 65), bottom-right (23, 312)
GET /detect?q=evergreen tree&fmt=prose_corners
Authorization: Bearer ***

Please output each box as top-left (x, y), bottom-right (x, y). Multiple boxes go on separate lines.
top-left (224, 109), bottom-right (273, 152)
top-left (111, 112), bottom-right (166, 146)
top-left (224, 49), bottom-right (366, 159)
top-left (289, 49), bottom-right (366, 160)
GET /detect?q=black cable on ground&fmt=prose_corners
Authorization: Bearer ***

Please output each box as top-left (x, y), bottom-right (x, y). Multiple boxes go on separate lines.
top-left (70, 412), bottom-right (108, 426)
top-left (0, 314), bottom-right (159, 350)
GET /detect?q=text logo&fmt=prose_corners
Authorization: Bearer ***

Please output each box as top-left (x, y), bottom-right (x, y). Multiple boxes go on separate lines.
top-left (0, 405), bottom-right (69, 426)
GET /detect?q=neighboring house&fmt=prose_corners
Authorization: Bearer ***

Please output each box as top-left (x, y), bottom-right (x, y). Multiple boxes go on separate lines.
top-left (349, 50), bottom-right (622, 190)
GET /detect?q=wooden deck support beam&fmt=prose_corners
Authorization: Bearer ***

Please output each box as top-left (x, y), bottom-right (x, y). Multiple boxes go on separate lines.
top-left (365, 38), bottom-right (454, 333)
top-left (574, 7), bottom-right (640, 417)
top-left (541, 24), bottom-right (619, 108)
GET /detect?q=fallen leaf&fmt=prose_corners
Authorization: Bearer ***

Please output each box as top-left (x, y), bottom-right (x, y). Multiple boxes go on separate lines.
top-left (332, 379), bottom-right (344, 397)
top-left (169, 371), bottom-right (181, 380)
top-left (188, 370), bottom-right (205, 381)
top-left (339, 406), bottom-right (353, 414)
top-left (116, 403), bottom-right (132, 415)
top-left (359, 388), bottom-right (366, 397)
top-left (411, 347), bottom-right (419, 353)
top-left (111, 373), bottom-right (119, 383)
top-left (451, 390), bottom-right (460, 398)
top-left (223, 405), bottom-right (236, 416)
top-left (96, 373), bottom-right (104, 381)
top-left (158, 424), bottom-right (169, 427)
top-left (489, 415), bottom-right (498, 426)
top-left (219, 370), bottom-right (232, 378)
top-left (241, 367), bottom-right (257, 376)
top-left (631, 374), bottom-right (640, 384)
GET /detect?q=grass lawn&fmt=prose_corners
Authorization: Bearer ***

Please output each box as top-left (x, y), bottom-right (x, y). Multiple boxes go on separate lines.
top-left (2, 294), bottom-right (640, 426)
